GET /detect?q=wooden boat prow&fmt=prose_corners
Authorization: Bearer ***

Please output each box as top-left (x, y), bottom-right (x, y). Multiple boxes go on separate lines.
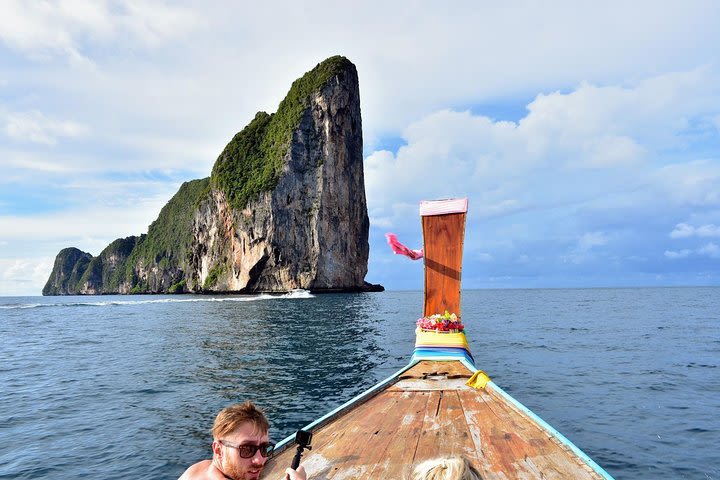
top-left (262, 199), bottom-right (613, 479)
top-left (421, 198), bottom-right (466, 318)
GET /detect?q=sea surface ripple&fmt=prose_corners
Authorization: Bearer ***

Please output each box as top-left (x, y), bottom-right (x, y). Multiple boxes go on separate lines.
top-left (0, 287), bottom-right (718, 479)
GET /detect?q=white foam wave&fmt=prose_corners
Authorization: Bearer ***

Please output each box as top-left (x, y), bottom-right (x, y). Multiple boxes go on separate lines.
top-left (72, 295), bottom-right (279, 307)
top-left (0, 303), bottom-right (43, 310)
top-left (0, 292), bottom-right (314, 309)
top-left (283, 289), bottom-right (314, 299)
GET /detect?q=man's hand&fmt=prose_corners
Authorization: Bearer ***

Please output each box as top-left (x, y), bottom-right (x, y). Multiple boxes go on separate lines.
top-left (284, 465), bottom-right (307, 480)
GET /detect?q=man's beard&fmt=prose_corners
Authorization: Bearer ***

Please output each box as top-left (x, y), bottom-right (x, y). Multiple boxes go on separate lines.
top-left (221, 459), bottom-right (264, 480)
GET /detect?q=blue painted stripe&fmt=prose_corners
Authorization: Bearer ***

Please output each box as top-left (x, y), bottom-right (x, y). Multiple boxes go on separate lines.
top-left (412, 352), bottom-right (474, 365)
top-left (412, 346), bottom-right (475, 365)
top-left (413, 346), bottom-right (472, 356)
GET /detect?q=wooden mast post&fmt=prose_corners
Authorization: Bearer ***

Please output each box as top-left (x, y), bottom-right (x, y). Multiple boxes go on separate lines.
top-left (421, 198), bottom-right (468, 318)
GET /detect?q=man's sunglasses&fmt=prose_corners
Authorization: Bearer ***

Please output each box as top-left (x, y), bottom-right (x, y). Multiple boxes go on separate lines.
top-left (219, 439), bottom-right (276, 458)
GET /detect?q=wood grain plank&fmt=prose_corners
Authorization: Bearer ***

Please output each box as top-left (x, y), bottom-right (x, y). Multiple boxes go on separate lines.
top-left (262, 392), bottom-right (399, 479)
top-left (422, 213), bottom-right (466, 318)
top-left (263, 391), bottom-right (432, 479)
top-left (458, 387), bottom-right (602, 479)
top-left (366, 391), bottom-right (432, 479)
top-left (401, 360), bottom-right (473, 379)
top-left (414, 389), bottom-right (478, 464)
top-left (318, 395), bottom-right (401, 479)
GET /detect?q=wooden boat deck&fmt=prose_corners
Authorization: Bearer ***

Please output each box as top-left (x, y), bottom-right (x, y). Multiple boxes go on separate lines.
top-left (262, 360), bottom-right (604, 479)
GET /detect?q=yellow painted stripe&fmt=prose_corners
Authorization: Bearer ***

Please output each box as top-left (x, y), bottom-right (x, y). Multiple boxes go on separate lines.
top-left (415, 329), bottom-right (470, 349)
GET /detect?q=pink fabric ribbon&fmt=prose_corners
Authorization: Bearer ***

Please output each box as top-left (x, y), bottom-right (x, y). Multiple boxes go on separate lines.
top-left (385, 233), bottom-right (423, 260)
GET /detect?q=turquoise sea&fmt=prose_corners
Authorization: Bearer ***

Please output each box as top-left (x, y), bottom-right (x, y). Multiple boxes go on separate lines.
top-left (1, 288), bottom-right (718, 479)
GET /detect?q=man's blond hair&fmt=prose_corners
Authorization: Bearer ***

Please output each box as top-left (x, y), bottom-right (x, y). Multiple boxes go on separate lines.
top-left (411, 456), bottom-right (483, 480)
top-left (211, 401), bottom-right (269, 440)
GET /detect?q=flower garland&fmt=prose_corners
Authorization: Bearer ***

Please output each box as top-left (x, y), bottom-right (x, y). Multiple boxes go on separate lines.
top-left (416, 310), bottom-right (464, 332)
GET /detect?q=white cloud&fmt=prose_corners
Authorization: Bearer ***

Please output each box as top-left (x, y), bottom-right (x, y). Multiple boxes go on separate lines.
top-left (477, 253), bottom-right (494, 262)
top-left (0, 1), bottom-right (82, 59)
top-left (117, 1), bottom-right (202, 47)
top-left (664, 243), bottom-right (720, 260)
top-left (4, 110), bottom-right (88, 145)
top-left (0, 0), bottom-right (199, 63)
top-left (697, 225), bottom-right (720, 237)
top-left (665, 249), bottom-right (692, 259)
top-left (520, 85), bottom-right (648, 168)
top-left (653, 160), bottom-right (720, 208)
top-left (366, 66), bottom-right (720, 237)
top-left (670, 223), bottom-right (695, 238)
top-left (698, 242), bottom-right (720, 258)
top-left (2, 151), bottom-right (73, 173)
top-left (95, 132), bottom-right (219, 176)
top-left (0, 194), bottom-right (170, 246)
top-left (577, 232), bottom-right (609, 252)
top-left (0, 132), bottom-right (215, 179)
top-left (0, 257), bottom-right (54, 296)
top-left (670, 223), bottom-right (720, 238)
top-left (354, 2), bottom-right (720, 135)
top-left (2, 257), bottom-right (51, 281)
top-left (561, 232), bottom-right (609, 264)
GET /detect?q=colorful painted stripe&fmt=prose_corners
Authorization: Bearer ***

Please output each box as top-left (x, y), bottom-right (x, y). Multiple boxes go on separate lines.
top-left (412, 328), bottom-right (475, 368)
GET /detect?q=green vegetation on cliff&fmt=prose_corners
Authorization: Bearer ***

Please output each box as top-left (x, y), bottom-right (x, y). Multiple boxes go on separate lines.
top-left (202, 262), bottom-right (228, 290)
top-left (126, 177), bottom-right (210, 284)
top-left (212, 112), bottom-right (274, 212)
top-left (101, 236), bottom-right (139, 291)
top-left (168, 279), bottom-right (187, 293)
top-left (211, 55), bottom-right (353, 211)
top-left (78, 256), bottom-right (103, 289)
top-left (42, 247), bottom-right (92, 295)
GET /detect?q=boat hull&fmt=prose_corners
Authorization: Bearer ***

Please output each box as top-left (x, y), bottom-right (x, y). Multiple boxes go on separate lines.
top-left (262, 359), bottom-right (612, 479)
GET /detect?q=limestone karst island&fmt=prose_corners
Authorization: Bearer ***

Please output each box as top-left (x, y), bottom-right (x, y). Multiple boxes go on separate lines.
top-left (43, 56), bottom-right (383, 295)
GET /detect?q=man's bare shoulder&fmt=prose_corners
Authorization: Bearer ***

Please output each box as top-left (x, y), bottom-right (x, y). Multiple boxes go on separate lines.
top-left (178, 460), bottom-right (226, 480)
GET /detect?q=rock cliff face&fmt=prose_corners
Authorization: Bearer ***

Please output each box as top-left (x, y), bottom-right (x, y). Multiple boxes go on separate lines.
top-left (43, 248), bottom-right (92, 295)
top-left (43, 56), bottom-right (381, 295)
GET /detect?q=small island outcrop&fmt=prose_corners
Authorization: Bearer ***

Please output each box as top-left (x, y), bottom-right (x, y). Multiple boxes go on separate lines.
top-left (43, 56), bottom-right (383, 295)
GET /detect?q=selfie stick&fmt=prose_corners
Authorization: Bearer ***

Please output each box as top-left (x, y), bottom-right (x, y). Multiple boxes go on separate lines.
top-left (290, 430), bottom-right (313, 470)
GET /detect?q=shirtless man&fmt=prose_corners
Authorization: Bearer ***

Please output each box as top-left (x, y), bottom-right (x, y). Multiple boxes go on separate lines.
top-left (179, 402), bottom-right (306, 480)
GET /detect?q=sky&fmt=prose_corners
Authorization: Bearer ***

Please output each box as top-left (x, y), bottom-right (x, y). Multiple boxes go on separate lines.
top-left (1, 1), bottom-right (719, 296)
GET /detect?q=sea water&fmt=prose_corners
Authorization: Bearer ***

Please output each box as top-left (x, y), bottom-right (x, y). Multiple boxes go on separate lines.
top-left (0, 288), bottom-right (718, 479)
